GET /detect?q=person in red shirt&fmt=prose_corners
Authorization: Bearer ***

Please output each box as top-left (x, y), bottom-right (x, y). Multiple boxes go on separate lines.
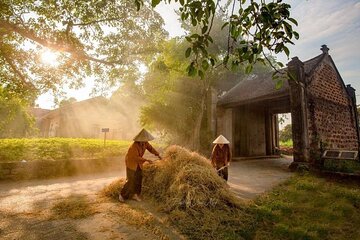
top-left (119, 129), bottom-right (161, 202)
top-left (211, 135), bottom-right (231, 181)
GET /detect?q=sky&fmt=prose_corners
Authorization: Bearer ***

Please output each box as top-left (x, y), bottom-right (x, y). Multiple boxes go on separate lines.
top-left (35, 0), bottom-right (360, 109)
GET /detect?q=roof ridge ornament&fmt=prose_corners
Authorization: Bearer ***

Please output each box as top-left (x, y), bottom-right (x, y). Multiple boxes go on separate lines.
top-left (321, 44), bottom-right (329, 54)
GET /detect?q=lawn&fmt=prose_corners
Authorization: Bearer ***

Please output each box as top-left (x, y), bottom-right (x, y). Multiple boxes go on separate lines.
top-left (248, 173), bottom-right (360, 239)
top-left (280, 139), bottom-right (293, 148)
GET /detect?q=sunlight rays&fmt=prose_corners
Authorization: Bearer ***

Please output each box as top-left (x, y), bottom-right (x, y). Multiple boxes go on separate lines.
top-left (40, 49), bottom-right (59, 67)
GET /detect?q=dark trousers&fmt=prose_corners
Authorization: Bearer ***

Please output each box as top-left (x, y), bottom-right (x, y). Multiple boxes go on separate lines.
top-left (217, 166), bottom-right (228, 181)
top-left (120, 166), bottom-right (143, 200)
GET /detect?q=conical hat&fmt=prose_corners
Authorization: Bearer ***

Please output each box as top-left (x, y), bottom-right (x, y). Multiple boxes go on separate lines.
top-left (133, 128), bottom-right (155, 142)
top-left (213, 135), bottom-right (230, 144)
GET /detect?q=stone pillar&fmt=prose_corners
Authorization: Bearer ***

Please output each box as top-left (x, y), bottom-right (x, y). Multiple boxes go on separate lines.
top-left (287, 57), bottom-right (310, 169)
top-left (346, 84), bottom-right (360, 155)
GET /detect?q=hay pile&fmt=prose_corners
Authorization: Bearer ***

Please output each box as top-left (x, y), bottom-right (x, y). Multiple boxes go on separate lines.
top-left (142, 145), bottom-right (241, 211)
top-left (103, 145), bottom-right (254, 239)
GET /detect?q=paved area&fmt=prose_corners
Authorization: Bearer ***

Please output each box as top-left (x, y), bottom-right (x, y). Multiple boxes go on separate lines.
top-left (0, 170), bottom-right (126, 213)
top-left (228, 157), bottom-right (293, 199)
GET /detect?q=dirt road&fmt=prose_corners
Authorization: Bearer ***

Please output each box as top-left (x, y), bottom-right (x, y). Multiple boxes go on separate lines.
top-left (0, 157), bottom-right (293, 239)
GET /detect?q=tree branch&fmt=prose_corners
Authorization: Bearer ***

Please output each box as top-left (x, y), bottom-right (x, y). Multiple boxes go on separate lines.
top-left (0, 49), bottom-right (35, 89)
top-left (0, 20), bottom-right (119, 66)
top-left (72, 18), bottom-right (122, 26)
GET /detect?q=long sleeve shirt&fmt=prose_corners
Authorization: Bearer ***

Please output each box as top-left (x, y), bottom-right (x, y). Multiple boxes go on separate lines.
top-left (211, 144), bottom-right (231, 168)
top-left (125, 141), bottom-right (159, 170)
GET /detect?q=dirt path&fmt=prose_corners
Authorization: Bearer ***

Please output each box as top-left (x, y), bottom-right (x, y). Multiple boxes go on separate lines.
top-left (0, 157), bottom-right (293, 239)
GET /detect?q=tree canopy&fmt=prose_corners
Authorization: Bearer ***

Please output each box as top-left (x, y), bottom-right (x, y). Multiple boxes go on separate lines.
top-left (140, 12), bottom-right (274, 150)
top-left (143, 0), bottom-right (298, 77)
top-left (0, 86), bottom-right (36, 137)
top-left (0, 0), bottom-right (167, 100)
top-left (1, 0), bottom-right (298, 104)
top-left (279, 124), bottom-right (292, 142)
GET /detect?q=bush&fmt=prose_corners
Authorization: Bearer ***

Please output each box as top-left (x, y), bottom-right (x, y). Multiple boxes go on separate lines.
top-left (279, 124), bottom-right (292, 143)
top-left (323, 159), bottom-right (360, 174)
top-left (0, 138), bottom-right (132, 162)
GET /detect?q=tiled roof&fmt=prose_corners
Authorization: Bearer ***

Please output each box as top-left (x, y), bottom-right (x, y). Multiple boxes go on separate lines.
top-left (218, 52), bottom-right (325, 106)
top-left (40, 96), bottom-right (108, 119)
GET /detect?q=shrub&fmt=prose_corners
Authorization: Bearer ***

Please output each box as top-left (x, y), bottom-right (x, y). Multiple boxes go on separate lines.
top-left (323, 159), bottom-right (360, 174)
top-left (279, 124), bottom-right (292, 142)
top-left (0, 138), bottom-right (132, 162)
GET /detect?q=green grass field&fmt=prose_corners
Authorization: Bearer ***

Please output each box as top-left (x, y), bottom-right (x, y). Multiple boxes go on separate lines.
top-left (247, 173), bottom-right (360, 239)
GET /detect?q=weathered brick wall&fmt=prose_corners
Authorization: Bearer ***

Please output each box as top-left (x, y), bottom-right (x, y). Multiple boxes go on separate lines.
top-left (307, 63), bottom-right (358, 159)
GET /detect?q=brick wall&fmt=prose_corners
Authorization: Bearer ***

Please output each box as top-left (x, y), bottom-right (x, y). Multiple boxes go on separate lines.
top-left (307, 63), bottom-right (358, 159)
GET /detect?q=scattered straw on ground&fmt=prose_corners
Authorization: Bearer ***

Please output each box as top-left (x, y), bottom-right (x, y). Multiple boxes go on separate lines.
top-left (103, 145), bottom-right (254, 239)
top-left (50, 195), bottom-right (95, 219)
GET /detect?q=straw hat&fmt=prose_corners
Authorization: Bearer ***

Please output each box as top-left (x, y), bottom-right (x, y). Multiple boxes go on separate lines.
top-left (213, 135), bottom-right (230, 144)
top-left (133, 128), bottom-right (155, 142)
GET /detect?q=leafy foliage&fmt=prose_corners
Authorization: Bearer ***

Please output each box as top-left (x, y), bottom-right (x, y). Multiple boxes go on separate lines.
top-left (139, 37), bottom-right (241, 150)
top-left (140, 17), bottom-right (274, 150)
top-left (279, 124), bottom-right (292, 142)
top-left (0, 86), bottom-right (37, 138)
top-left (0, 0), bottom-right (167, 97)
top-left (140, 0), bottom-right (299, 77)
top-left (279, 139), bottom-right (293, 148)
top-left (1, 0), bottom-right (298, 103)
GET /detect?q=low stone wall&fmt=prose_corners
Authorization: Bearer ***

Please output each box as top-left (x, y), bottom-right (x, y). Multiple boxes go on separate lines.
top-left (0, 157), bottom-right (124, 181)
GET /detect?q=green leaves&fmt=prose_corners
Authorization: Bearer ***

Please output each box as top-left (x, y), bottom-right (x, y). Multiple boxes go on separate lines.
top-left (1, 0), bottom-right (168, 97)
top-left (135, 0), bottom-right (143, 11)
top-left (185, 47), bottom-right (192, 58)
top-left (186, 62), bottom-right (197, 77)
top-left (0, 87), bottom-right (36, 138)
top-left (151, 0), bottom-right (161, 7)
top-left (275, 79), bottom-right (283, 90)
top-left (160, 0), bottom-right (299, 78)
top-left (283, 46), bottom-right (290, 57)
top-left (201, 60), bottom-right (209, 71)
top-left (245, 64), bottom-right (253, 74)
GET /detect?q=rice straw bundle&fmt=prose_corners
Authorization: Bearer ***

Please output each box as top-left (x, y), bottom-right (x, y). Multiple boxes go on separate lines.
top-left (103, 145), bottom-right (252, 239)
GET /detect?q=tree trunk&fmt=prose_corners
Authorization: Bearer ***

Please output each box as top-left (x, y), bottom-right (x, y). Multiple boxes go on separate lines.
top-left (191, 91), bottom-right (206, 151)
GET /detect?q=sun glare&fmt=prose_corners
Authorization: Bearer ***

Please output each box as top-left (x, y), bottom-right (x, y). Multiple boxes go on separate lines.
top-left (40, 50), bottom-right (59, 67)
